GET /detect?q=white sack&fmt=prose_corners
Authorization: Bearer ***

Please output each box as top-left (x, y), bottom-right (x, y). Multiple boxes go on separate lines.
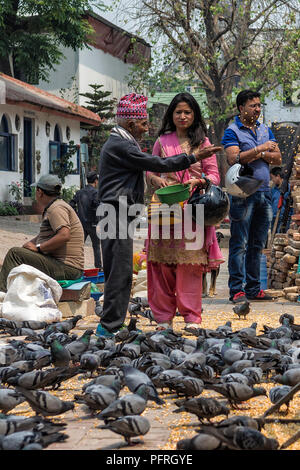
top-left (1, 264), bottom-right (62, 323)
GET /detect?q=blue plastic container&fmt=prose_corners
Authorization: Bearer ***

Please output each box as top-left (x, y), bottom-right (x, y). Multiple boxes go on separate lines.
top-left (260, 254), bottom-right (268, 291)
top-left (91, 292), bottom-right (103, 301)
top-left (83, 272), bottom-right (105, 284)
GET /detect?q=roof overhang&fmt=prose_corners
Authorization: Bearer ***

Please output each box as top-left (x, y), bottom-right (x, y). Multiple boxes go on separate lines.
top-left (85, 11), bottom-right (151, 65)
top-left (0, 73), bottom-right (101, 127)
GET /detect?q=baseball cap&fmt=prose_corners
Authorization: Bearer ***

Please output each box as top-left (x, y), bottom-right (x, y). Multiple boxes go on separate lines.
top-left (31, 174), bottom-right (62, 194)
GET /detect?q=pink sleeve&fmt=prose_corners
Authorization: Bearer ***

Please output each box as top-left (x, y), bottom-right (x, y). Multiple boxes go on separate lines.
top-left (146, 139), bottom-right (161, 180)
top-left (201, 137), bottom-right (220, 186)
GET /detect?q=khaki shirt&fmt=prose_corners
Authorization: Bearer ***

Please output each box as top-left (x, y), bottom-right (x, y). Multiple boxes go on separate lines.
top-left (36, 199), bottom-right (84, 270)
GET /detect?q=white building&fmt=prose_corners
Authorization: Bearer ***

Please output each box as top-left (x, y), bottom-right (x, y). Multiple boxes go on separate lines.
top-left (0, 73), bottom-right (100, 202)
top-left (38, 11), bottom-right (151, 107)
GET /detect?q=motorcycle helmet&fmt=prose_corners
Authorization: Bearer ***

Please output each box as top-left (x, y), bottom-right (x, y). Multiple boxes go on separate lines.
top-left (225, 163), bottom-right (263, 198)
top-left (188, 180), bottom-right (230, 226)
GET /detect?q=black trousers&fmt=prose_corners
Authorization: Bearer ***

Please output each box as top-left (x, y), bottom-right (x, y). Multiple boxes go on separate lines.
top-left (99, 214), bottom-right (134, 332)
top-left (83, 224), bottom-right (102, 269)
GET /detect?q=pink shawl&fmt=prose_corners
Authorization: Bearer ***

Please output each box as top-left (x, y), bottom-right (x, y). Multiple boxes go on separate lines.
top-left (148, 132), bottom-right (224, 267)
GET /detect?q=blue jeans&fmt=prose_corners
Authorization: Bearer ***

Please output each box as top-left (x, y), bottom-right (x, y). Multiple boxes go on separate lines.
top-left (228, 191), bottom-right (273, 299)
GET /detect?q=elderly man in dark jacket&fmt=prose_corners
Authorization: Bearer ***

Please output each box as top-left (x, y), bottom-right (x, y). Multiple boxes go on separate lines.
top-left (96, 93), bottom-right (222, 337)
top-left (70, 171), bottom-right (102, 269)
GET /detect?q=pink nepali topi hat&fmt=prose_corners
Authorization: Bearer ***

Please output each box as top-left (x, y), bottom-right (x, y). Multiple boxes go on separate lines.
top-left (116, 93), bottom-right (148, 119)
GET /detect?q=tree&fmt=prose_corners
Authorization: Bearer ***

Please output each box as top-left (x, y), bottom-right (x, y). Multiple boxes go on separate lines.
top-left (80, 84), bottom-right (116, 169)
top-left (0, 0), bottom-right (105, 83)
top-left (123, 0), bottom-right (300, 176)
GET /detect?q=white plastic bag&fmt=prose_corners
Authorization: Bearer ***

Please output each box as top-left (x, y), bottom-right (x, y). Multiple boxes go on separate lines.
top-left (132, 269), bottom-right (148, 299)
top-left (1, 264), bottom-right (62, 323)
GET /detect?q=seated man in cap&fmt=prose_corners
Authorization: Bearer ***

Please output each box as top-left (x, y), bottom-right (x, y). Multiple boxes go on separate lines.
top-left (0, 174), bottom-right (84, 292)
top-left (96, 92), bottom-right (222, 337)
top-left (70, 171), bottom-right (102, 269)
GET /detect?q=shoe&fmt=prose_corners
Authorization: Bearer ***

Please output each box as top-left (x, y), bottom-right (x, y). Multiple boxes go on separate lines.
top-left (246, 290), bottom-right (274, 301)
top-left (230, 291), bottom-right (246, 303)
top-left (95, 324), bottom-right (114, 338)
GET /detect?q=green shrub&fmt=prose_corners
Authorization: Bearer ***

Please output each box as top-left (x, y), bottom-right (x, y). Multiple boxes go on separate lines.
top-left (0, 202), bottom-right (19, 216)
top-left (61, 186), bottom-right (79, 203)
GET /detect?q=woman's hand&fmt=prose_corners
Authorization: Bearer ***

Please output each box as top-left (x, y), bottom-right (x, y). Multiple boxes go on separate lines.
top-left (194, 145), bottom-right (222, 161)
top-left (149, 175), bottom-right (168, 188)
top-left (185, 178), bottom-right (207, 193)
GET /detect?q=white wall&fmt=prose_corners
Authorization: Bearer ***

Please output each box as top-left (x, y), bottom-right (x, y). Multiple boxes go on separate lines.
top-left (78, 47), bottom-right (131, 107)
top-left (38, 47), bottom-right (79, 103)
top-left (38, 43), bottom-right (132, 106)
top-left (0, 104), bottom-right (81, 202)
top-left (264, 89), bottom-right (300, 127)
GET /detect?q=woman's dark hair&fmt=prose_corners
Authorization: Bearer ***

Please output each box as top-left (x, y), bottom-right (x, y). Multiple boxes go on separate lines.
top-left (158, 92), bottom-right (207, 149)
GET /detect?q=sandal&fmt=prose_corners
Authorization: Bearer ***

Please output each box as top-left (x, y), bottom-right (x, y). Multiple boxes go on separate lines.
top-left (183, 323), bottom-right (201, 336)
top-left (156, 322), bottom-right (173, 331)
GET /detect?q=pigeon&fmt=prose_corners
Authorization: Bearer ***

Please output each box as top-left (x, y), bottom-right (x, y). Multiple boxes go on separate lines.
top-left (236, 322), bottom-right (258, 338)
top-left (210, 414), bottom-right (264, 432)
top-left (50, 339), bottom-right (71, 368)
top-left (233, 301), bottom-right (250, 320)
top-left (0, 429), bottom-right (68, 450)
top-left (0, 343), bottom-right (20, 366)
top-left (95, 300), bottom-right (103, 318)
top-left (139, 309), bottom-right (156, 325)
top-left (0, 415), bottom-right (65, 436)
top-left (4, 327), bottom-right (42, 337)
top-left (173, 397), bottom-right (229, 423)
top-left (205, 382), bottom-right (267, 409)
top-left (6, 368), bottom-right (72, 390)
top-left (114, 318), bottom-right (140, 342)
top-left (79, 352), bottom-right (101, 376)
top-left (51, 315), bottom-right (82, 334)
top-left (65, 329), bottom-right (94, 361)
top-left (176, 433), bottom-right (223, 450)
top-left (0, 319), bottom-right (48, 331)
top-left (0, 388), bottom-right (26, 413)
top-left (15, 387), bottom-right (75, 417)
top-left (221, 339), bottom-right (257, 365)
top-left (9, 361), bottom-right (36, 374)
top-left (216, 321), bottom-right (232, 336)
top-left (75, 378), bottom-right (121, 412)
top-left (122, 365), bottom-right (165, 405)
top-left (269, 385), bottom-right (293, 412)
top-left (98, 389), bottom-right (148, 420)
top-left (0, 365), bottom-right (22, 383)
top-left (202, 425), bottom-right (279, 450)
top-left (97, 415), bottom-right (150, 445)
top-left (220, 372), bottom-right (251, 386)
top-left (241, 367), bottom-right (263, 385)
top-left (272, 367), bottom-right (300, 386)
top-left (166, 376), bottom-right (204, 398)
top-left (152, 370), bottom-right (184, 391)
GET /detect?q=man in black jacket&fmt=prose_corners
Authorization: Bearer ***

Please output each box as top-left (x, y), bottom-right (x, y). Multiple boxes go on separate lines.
top-left (96, 93), bottom-right (221, 337)
top-left (70, 171), bottom-right (102, 269)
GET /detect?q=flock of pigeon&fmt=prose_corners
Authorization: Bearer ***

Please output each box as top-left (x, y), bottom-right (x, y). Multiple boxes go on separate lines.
top-left (0, 299), bottom-right (300, 451)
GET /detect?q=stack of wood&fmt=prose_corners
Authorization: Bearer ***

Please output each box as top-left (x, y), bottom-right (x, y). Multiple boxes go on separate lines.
top-left (266, 153), bottom-right (300, 302)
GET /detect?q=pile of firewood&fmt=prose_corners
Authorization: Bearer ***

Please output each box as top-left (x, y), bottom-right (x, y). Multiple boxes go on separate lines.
top-left (267, 154), bottom-right (300, 302)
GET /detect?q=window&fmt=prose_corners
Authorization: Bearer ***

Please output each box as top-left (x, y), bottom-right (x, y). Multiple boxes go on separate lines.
top-left (0, 115), bottom-right (16, 171)
top-left (49, 124), bottom-right (79, 175)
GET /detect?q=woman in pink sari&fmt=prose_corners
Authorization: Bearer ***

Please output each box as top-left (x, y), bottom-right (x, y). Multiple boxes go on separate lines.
top-left (146, 92), bottom-right (224, 333)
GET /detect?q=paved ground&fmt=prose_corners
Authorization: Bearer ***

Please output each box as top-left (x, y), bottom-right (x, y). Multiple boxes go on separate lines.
top-left (0, 216), bottom-right (300, 451)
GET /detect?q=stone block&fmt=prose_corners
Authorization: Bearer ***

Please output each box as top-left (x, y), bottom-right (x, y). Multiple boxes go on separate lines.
top-left (286, 293), bottom-right (299, 302)
top-left (58, 298), bottom-right (95, 318)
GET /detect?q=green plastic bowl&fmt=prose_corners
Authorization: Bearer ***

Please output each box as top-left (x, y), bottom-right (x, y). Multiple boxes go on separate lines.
top-left (155, 183), bottom-right (190, 205)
